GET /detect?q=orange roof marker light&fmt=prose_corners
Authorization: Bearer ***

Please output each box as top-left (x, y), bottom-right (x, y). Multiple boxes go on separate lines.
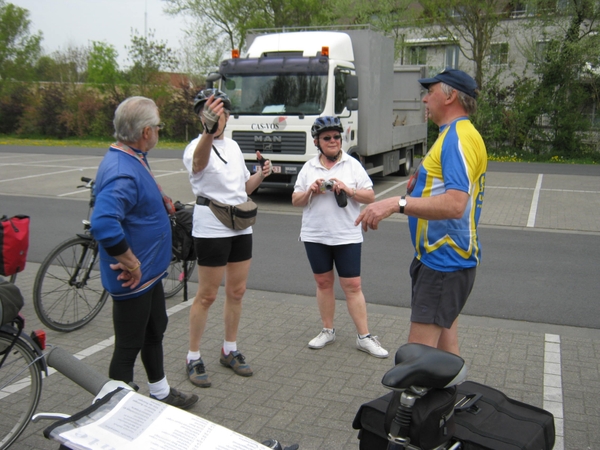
top-left (232, 49), bottom-right (240, 59)
top-left (321, 46), bottom-right (329, 57)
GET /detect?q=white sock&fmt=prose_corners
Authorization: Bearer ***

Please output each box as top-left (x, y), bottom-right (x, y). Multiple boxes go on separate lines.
top-left (186, 351), bottom-right (201, 364)
top-left (148, 376), bottom-right (170, 400)
top-left (324, 327), bottom-right (335, 333)
top-left (223, 341), bottom-right (237, 355)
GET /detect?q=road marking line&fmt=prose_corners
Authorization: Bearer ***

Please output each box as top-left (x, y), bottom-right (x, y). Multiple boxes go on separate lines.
top-left (374, 180), bottom-right (408, 199)
top-left (527, 174), bottom-right (543, 227)
top-left (544, 333), bottom-right (564, 450)
top-left (0, 168), bottom-right (88, 183)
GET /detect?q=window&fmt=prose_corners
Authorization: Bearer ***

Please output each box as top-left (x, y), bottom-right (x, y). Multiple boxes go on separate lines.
top-left (490, 43), bottom-right (509, 66)
top-left (510, 2), bottom-right (528, 17)
top-left (334, 70), bottom-right (349, 115)
top-left (445, 45), bottom-right (460, 69)
top-left (407, 46), bottom-right (427, 65)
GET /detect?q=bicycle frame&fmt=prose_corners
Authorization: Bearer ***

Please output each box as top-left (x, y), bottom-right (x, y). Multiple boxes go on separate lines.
top-left (69, 234), bottom-right (99, 289)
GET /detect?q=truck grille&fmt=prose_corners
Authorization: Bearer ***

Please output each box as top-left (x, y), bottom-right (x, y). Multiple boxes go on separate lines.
top-left (233, 131), bottom-right (306, 155)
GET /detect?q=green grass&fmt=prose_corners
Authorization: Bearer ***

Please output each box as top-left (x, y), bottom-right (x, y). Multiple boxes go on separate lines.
top-left (2, 136), bottom-right (598, 163)
top-left (0, 136), bottom-right (188, 150)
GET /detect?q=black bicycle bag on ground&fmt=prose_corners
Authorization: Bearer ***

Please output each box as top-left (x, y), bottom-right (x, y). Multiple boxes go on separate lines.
top-left (353, 387), bottom-right (457, 450)
top-left (454, 381), bottom-right (555, 450)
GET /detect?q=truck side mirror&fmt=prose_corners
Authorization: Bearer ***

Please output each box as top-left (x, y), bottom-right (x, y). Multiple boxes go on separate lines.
top-left (345, 75), bottom-right (359, 99)
top-left (205, 72), bottom-right (222, 89)
top-left (346, 99), bottom-right (359, 111)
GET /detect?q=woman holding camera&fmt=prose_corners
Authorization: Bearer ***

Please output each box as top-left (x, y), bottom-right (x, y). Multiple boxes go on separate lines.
top-left (291, 116), bottom-right (388, 358)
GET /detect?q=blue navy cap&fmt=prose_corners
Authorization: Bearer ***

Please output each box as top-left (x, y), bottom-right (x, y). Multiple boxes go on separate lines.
top-left (418, 68), bottom-right (479, 99)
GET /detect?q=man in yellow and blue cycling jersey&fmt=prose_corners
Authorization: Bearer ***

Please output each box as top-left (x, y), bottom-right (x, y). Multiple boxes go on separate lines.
top-left (356, 68), bottom-right (487, 356)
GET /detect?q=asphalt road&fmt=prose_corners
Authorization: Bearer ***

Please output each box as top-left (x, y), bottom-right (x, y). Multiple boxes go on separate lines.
top-left (3, 195), bottom-right (600, 329)
top-left (2, 146), bottom-right (599, 329)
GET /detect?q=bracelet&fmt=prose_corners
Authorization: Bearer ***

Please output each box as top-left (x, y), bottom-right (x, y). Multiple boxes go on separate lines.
top-left (126, 260), bottom-right (141, 273)
top-left (349, 188), bottom-right (356, 198)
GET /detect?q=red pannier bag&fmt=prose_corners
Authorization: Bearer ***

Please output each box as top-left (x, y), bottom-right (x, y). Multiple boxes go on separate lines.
top-left (0, 215), bottom-right (30, 276)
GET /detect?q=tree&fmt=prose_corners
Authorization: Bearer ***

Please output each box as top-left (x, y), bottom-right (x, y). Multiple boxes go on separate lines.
top-left (515, 0), bottom-right (600, 156)
top-left (327, 0), bottom-right (419, 59)
top-left (34, 44), bottom-right (89, 83)
top-left (87, 41), bottom-right (121, 87)
top-left (125, 29), bottom-right (178, 90)
top-left (417, 0), bottom-right (509, 89)
top-left (163, 0), bottom-right (330, 77)
top-left (0, 0), bottom-right (42, 81)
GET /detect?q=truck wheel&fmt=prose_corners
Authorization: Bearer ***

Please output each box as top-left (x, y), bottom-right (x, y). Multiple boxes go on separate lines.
top-left (399, 149), bottom-right (413, 176)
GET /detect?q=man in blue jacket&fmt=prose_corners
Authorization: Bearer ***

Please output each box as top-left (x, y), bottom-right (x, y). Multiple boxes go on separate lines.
top-left (91, 96), bottom-right (198, 409)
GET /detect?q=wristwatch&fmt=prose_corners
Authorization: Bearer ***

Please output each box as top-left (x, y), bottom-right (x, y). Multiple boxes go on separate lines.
top-left (398, 196), bottom-right (407, 214)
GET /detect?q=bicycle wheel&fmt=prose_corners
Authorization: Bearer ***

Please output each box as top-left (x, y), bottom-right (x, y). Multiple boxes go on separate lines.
top-left (163, 257), bottom-right (196, 299)
top-left (0, 332), bottom-right (43, 450)
top-left (33, 236), bottom-right (109, 332)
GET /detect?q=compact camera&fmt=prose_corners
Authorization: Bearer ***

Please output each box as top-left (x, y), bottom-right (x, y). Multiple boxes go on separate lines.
top-left (321, 180), bottom-right (335, 191)
top-left (320, 180), bottom-right (347, 208)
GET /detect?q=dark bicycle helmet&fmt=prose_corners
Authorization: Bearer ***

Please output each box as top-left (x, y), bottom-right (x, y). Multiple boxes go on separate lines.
top-left (193, 88), bottom-right (232, 115)
top-left (311, 116), bottom-right (343, 138)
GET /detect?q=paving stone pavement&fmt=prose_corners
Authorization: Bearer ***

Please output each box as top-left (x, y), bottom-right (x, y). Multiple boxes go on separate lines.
top-left (6, 261), bottom-right (599, 450)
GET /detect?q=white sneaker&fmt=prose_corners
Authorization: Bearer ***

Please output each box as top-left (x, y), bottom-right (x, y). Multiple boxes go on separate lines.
top-left (356, 335), bottom-right (389, 358)
top-left (308, 329), bottom-right (336, 349)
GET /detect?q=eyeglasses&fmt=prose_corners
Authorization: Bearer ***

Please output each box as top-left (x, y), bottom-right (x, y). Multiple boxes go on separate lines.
top-left (154, 122), bottom-right (165, 130)
top-left (321, 135), bottom-right (342, 141)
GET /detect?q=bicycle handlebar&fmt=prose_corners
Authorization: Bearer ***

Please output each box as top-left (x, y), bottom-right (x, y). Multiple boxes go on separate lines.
top-left (46, 346), bottom-right (110, 396)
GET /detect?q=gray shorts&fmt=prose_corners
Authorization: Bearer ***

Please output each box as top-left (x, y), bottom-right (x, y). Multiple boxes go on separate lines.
top-left (409, 258), bottom-right (476, 328)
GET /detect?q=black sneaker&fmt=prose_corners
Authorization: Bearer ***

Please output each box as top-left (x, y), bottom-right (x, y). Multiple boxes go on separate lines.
top-left (151, 387), bottom-right (198, 410)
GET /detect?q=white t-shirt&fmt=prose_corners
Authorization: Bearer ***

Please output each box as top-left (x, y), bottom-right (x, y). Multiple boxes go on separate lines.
top-left (183, 135), bottom-right (252, 238)
top-left (294, 152), bottom-right (373, 245)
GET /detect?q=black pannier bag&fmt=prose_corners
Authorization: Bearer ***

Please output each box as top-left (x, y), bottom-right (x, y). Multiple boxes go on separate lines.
top-left (171, 203), bottom-right (196, 262)
top-left (454, 381), bottom-right (555, 450)
top-left (353, 386), bottom-right (457, 450)
top-left (0, 278), bottom-right (24, 325)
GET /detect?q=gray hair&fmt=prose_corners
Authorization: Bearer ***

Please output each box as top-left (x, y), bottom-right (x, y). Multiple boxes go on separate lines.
top-left (113, 96), bottom-right (160, 143)
top-left (440, 83), bottom-right (478, 115)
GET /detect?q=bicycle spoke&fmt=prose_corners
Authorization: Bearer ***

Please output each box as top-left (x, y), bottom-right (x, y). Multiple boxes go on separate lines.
top-left (0, 334), bottom-right (42, 449)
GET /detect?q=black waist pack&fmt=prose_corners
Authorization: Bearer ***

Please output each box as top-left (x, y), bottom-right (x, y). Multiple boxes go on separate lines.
top-left (353, 387), bottom-right (457, 449)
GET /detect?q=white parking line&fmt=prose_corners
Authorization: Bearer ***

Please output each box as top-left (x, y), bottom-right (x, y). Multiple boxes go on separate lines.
top-left (544, 334), bottom-right (564, 450)
top-left (527, 174), bottom-right (543, 227)
top-left (374, 180), bottom-right (409, 199)
top-left (0, 168), bottom-right (89, 183)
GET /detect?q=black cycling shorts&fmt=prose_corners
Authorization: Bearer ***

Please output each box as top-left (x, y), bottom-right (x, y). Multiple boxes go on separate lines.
top-left (194, 234), bottom-right (252, 267)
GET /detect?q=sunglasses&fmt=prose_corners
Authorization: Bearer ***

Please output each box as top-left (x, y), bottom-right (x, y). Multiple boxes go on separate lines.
top-left (321, 135), bottom-right (342, 141)
top-left (154, 122), bottom-right (165, 130)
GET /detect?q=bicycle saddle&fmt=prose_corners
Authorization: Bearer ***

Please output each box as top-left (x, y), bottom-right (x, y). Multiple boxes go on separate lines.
top-left (381, 343), bottom-right (467, 390)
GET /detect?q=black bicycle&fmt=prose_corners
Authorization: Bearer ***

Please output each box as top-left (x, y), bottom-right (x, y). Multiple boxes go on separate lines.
top-left (33, 177), bottom-right (194, 332)
top-left (0, 278), bottom-right (47, 450)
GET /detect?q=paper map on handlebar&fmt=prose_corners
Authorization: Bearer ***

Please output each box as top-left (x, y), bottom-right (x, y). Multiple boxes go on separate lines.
top-left (47, 388), bottom-right (270, 449)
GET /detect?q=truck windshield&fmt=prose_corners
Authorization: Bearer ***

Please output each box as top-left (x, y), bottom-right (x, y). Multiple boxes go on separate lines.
top-left (221, 74), bottom-right (327, 116)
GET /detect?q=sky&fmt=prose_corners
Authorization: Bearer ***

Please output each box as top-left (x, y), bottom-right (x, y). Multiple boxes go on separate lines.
top-left (10, 0), bottom-right (189, 68)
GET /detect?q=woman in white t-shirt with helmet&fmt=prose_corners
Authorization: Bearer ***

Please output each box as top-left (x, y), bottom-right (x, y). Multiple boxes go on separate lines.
top-left (292, 116), bottom-right (388, 359)
top-left (182, 89), bottom-right (272, 388)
